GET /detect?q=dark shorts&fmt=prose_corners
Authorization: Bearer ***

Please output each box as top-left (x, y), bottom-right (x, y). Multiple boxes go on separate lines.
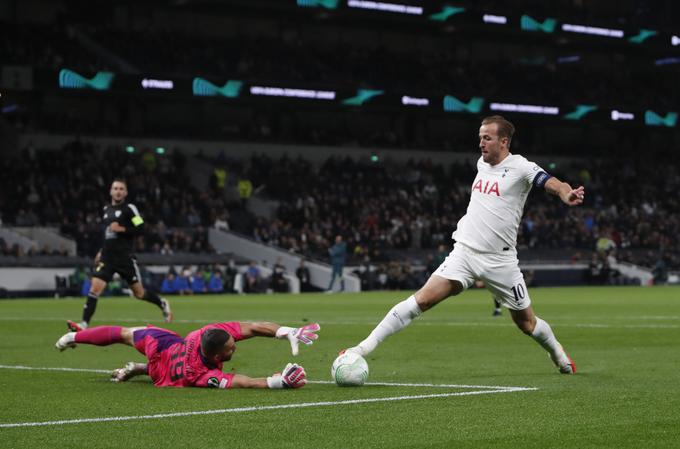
top-left (133, 326), bottom-right (183, 359)
top-left (92, 254), bottom-right (141, 285)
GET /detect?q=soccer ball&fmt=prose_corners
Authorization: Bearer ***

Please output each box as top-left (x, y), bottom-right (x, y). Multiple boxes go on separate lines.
top-left (331, 351), bottom-right (369, 386)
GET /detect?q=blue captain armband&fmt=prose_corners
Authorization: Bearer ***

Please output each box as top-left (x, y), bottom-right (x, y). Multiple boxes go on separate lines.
top-left (533, 171), bottom-right (552, 188)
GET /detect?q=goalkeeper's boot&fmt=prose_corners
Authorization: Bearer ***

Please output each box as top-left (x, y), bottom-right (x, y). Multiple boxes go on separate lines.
top-left (55, 332), bottom-right (77, 351)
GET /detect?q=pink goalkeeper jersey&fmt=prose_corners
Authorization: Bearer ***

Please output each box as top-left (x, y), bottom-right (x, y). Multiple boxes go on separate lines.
top-left (148, 322), bottom-right (243, 388)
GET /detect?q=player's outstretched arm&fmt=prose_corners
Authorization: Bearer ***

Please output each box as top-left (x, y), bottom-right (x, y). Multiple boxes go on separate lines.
top-left (544, 177), bottom-right (585, 206)
top-left (239, 321), bottom-right (282, 339)
top-left (240, 321), bottom-right (321, 356)
top-left (230, 375), bottom-right (269, 388)
top-left (230, 363), bottom-right (307, 389)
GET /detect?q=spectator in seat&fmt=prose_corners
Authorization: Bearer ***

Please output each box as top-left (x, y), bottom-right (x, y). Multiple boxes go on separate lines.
top-left (161, 272), bottom-right (178, 294)
top-left (245, 261), bottom-right (262, 293)
top-left (208, 270), bottom-right (224, 293)
top-left (296, 259), bottom-right (312, 292)
top-left (191, 269), bottom-right (208, 293)
top-left (270, 258), bottom-right (289, 293)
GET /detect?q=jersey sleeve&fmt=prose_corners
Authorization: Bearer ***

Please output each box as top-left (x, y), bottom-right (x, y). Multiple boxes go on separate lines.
top-left (519, 158), bottom-right (551, 188)
top-left (206, 322), bottom-right (244, 341)
top-left (194, 369), bottom-right (235, 389)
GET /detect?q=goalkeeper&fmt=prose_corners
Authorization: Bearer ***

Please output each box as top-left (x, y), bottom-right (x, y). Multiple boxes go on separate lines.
top-left (55, 321), bottom-right (320, 390)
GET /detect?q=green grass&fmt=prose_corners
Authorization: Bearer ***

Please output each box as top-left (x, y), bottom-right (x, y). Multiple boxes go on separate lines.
top-left (1, 286), bottom-right (680, 448)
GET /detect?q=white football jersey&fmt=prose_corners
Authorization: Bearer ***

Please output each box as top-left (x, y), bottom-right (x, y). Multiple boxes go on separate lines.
top-left (452, 154), bottom-right (550, 253)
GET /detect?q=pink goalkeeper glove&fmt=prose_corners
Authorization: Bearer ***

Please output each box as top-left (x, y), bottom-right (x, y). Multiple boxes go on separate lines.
top-left (275, 323), bottom-right (321, 356)
top-left (266, 363), bottom-right (307, 389)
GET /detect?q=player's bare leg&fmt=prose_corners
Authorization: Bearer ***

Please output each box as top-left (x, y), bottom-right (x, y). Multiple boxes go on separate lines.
top-left (347, 275), bottom-right (464, 356)
top-left (510, 306), bottom-right (576, 374)
top-left (130, 282), bottom-right (172, 323)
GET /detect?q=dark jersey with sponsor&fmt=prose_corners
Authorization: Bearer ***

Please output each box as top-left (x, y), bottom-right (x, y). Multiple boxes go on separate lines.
top-left (101, 202), bottom-right (145, 257)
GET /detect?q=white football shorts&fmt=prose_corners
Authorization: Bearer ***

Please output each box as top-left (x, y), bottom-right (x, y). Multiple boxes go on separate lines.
top-left (434, 242), bottom-right (531, 310)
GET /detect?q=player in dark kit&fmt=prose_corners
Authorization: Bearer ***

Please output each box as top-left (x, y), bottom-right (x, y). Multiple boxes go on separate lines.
top-left (67, 179), bottom-right (172, 331)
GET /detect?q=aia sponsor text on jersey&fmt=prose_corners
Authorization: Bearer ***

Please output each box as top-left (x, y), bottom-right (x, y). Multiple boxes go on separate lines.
top-left (472, 179), bottom-right (501, 196)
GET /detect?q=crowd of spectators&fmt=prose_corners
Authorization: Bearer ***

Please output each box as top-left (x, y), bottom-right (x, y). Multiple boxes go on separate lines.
top-left (2, 142), bottom-right (679, 277)
top-left (242, 154), bottom-right (680, 273)
top-left (0, 141), bottom-right (231, 257)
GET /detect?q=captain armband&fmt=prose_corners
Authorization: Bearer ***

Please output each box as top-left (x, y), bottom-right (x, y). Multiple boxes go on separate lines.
top-left (131, 216), bottom-right (144, 227)
top-left (533, 171), bottom-right (552, 188)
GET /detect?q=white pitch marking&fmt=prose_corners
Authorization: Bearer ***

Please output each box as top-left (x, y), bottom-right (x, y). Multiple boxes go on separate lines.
top-left (307, 380), bottom-right (530, 390)
top-left (0, 364), bottom-right (537, 429)
top-left (0, 365), bottom-right (111, 374)
top-left (0, 388), bottom-right (536, 429)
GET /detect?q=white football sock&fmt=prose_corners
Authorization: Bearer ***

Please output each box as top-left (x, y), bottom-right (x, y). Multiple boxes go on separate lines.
top-left (531, 317), bottom-right (568, 365)
top-left (350, 295), bottom-right (422, 356)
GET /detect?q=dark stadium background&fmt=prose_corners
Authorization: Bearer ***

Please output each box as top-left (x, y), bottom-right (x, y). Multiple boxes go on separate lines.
top-left (1, 0), bottom-right (679, 297)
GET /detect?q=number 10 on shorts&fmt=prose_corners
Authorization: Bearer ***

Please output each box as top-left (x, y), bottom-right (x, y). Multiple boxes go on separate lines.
top-left (511, 283), bottom-right (526, 303)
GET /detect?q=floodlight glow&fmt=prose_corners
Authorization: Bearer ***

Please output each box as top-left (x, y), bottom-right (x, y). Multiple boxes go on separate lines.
top-left (490, 102), bottom-right (559, 115)
top-left (561, 23), bottom-right (624, 38)
top-left (610, 110), bottom-right (635, 121)
top-left (141, 78), bottom-right (174, 90)
top-left (401, 96), bottom-right (429, 106)
top-left (250, 86), bottom-right (336, 100)
top-left (483, 14), bottom-right (507, 24)
top-left (347, 0), bottom-right (423, 15)
top-left (671, 35), bottom-right (680, 46)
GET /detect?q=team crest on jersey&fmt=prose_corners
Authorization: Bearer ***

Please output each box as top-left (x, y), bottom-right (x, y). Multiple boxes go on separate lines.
top-left (472, 179), bottom-right (501, 196)
top-left (115, 210), bottom-right (122, 217)
top-left (207, 377), bottom-right (220, 388)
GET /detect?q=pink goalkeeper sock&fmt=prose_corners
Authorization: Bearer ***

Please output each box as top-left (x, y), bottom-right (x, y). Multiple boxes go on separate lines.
top-left (74, 326), bottom-right (123, 346)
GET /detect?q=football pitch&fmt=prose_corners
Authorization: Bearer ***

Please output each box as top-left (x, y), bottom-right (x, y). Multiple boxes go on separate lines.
top-left (1, 286), bottom-right (679, 449)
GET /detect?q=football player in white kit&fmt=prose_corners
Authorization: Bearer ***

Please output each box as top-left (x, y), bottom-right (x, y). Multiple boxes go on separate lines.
top-left (345, 115), bottom-right (584, 374)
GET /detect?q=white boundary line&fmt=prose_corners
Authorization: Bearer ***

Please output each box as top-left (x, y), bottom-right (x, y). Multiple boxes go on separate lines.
top-left (0, 316), bottom-right (678, 329)
top-left (0, 364), bottom-right (537, 429)
top-left (0, 365), bottom-right (111, 374)
top-left (0, 389), bottom-right (533, 429)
